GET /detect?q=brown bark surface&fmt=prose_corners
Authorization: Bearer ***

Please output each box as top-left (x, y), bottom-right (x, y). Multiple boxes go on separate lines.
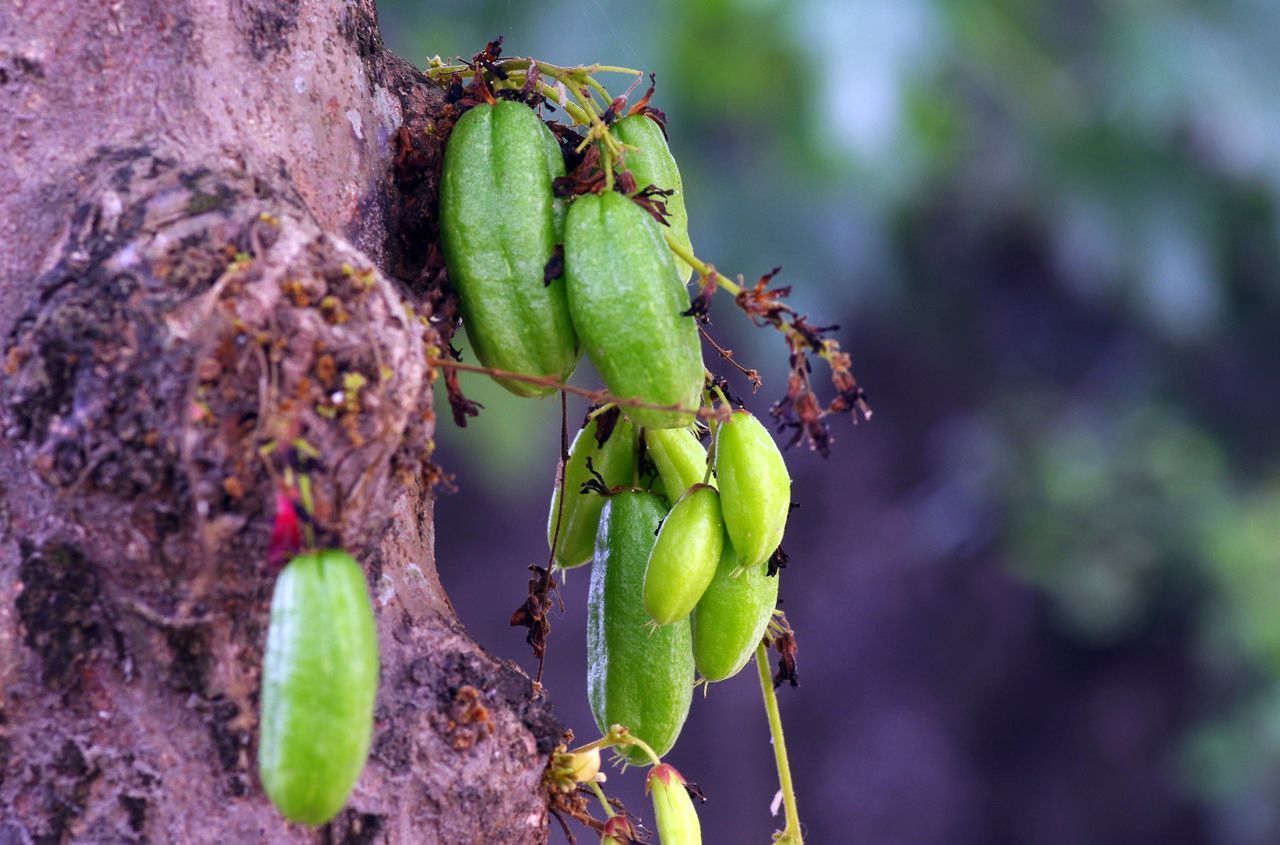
top-left (0, 2), bottom-right (560, 842)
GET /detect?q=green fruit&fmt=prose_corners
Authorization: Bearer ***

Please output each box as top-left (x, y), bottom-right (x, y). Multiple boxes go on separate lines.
top-left (564, 190), bottom-right (704, 429)
top-left (439, 100), bottom-right (578, 397)
top-left (692, 543), bottom-right (778, 682)
top-left (643, 484), bottom-right (723, 625)
top-left (588, 492), bottom-right (694, 763)
top-left (613, 114), bottom-right (694, 282)
top-left (713, 410), bottom-right (791, 569)
top-left (645, 426), bottom-right (712, 499)
top-left (647, 763), bottom-right (702, 845)
top-left (547, 412), bottom-right (636, 569)
top-left (258, 550), bottom-right (379, 825)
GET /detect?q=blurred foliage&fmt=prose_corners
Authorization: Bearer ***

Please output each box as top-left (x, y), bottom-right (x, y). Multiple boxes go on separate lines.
top-left (383, 0), bottom-right (1280, 839)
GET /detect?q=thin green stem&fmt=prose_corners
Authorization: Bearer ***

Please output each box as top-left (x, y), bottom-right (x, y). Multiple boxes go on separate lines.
top-left (423, 58), bottom-right (602, 127)
top-left (664, 234), bottom-right (742, 296)
top-left (579, 64), bottom-right (644, 76)
top-left (580, 73), bottom-right (614, 106)
top-left (586, 402), bottom-right (617, 422)
top-left (432, 358), bottom-right (714, 421)
top-left (620, 733), bottom-right (663, 768)
top-left (426, 58), bottom-right (642, 80)
top-left (569, 725), bottom-right (664, 768)
top-left (549, 70), bottom-right (600, 117)
top-left (757, 643), bottom-right (803, 844)
top-left (533, 81), bottom-right (591, 125)
top-left (588, 780), bottom-right (616, 818)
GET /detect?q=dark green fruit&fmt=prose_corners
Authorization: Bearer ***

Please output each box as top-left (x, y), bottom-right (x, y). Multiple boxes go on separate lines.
top-left (547, 411), bottom-right (636, 569)
top-left (258, 550), bottom-right (379, 825)
top-left (692, 543), bottom-right (778, 682)
top-left (645, 426), bottom-right (712, 499)
top-left (643, 484), bottom-right (723, 625)
top-left (439, 100), bottom-right (578, 397)
top-left (564, 190), bottom-right (704, 429)
top-left (588, 492), bottom-right (694, 762)
top-left (713, 410), bottom-right (790, 569)
top-left (613, 114), bottom-right (694, 282)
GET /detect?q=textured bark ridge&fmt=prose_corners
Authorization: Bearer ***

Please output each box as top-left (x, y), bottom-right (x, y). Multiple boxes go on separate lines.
top-left (0, 2), bottom-right (559, 842)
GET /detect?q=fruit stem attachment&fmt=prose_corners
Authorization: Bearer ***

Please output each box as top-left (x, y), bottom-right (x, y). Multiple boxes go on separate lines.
top-left (756, 642), bottom-right (803, 844)
top-left (571, 725), bottom-right (664, 768)
top-left (664, 233), bottom-right (742, 297)
top-left (603, 142), bottom-right (615, 192)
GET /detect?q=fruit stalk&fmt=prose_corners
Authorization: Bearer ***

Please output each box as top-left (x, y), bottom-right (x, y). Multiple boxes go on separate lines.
top-left (756, 642), bottom-right (803, 844)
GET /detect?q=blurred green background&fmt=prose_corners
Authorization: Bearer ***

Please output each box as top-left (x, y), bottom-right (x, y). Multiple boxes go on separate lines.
top-left (381, 1), bottom-right (1280, 842)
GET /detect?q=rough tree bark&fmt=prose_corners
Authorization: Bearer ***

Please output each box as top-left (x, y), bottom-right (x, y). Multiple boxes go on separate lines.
top-left (0, 2), bottom-right (561, 842)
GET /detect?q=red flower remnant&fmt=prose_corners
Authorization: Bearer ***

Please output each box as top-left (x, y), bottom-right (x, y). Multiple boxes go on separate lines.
top-left (267, 490), bottom-right (302, 567)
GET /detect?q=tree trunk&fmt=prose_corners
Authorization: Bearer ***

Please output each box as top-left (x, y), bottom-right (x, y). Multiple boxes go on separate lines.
top-left (0, 2), bottom-right (560, 842)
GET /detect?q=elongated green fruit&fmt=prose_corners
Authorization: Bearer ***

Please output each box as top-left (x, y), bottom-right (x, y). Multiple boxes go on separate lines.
top-left (645, 426), bottom-right (712, 499)
top-left (648, 763), bottom-right (702, 845)
top-left (564, 191), bottom-right (704, 429)
top-left (714, 410), bottom-right (791, 569)
top-left (643, 484), bottom-right (723, 625)
top-left (259, 550), bottom-right (379, 825)
top-left (588, 492), bottom-right (694, 763)
top-left (613, 114), bottom-right (694, 282)
top-left (439, 100), bottom-right (578, 397)
top-left (692, 543), bottom-right (778, 682)
top-left (547, 412), bottom-right (636, 568)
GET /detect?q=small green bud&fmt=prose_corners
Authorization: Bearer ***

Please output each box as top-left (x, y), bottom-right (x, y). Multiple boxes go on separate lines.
top-left (567, 747), bottom-right (601, 784)
top-left (646, 763), bottom-right (701, 844)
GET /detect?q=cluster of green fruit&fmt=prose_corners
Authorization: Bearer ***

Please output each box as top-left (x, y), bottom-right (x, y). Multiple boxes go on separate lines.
top-left (439, 98), bottom-right (702, 428)
top-left (554, 407), bottom-right (789, 766)
top-left (257, 549), bottom-right (379, 826)
top-left (439, 92), bottom-right (791, 752)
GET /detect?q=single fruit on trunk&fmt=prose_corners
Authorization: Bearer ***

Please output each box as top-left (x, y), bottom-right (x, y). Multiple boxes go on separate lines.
top-left (564, 190), bottom-right (704, 429)
top-left (258, 549), bottom-right (380, 825)
top-left (439, 100), bottom-right (578, 396)
top-left (588, 492), bottom-right (695, 763)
